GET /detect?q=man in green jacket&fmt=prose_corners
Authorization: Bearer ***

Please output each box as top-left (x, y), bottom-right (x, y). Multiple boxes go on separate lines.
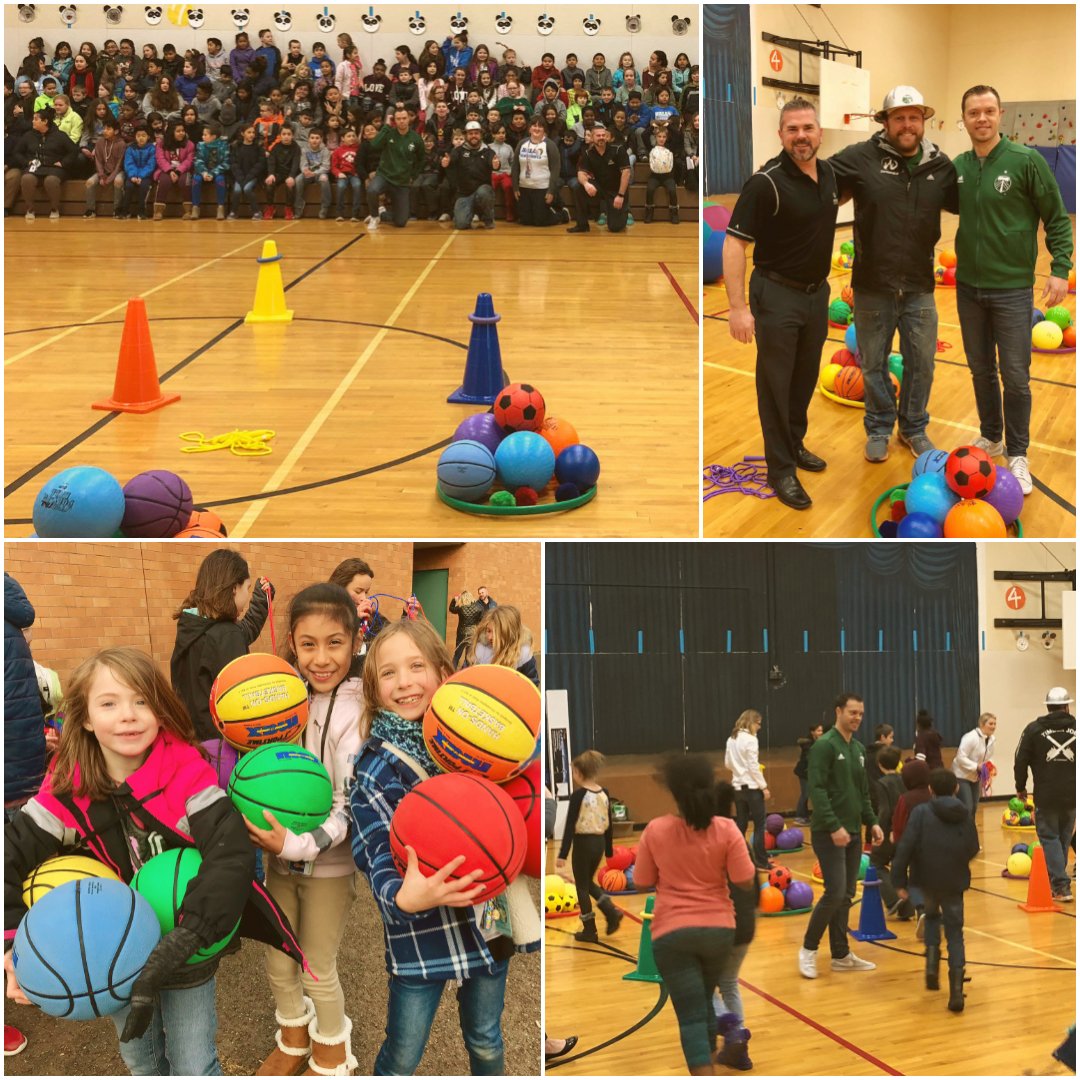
top-left (366, 106), bottom-right (425, 230)
top-left (952, 85), bottom-right (1074, 496)
top-left (799, 693), bottom-right (883, 979)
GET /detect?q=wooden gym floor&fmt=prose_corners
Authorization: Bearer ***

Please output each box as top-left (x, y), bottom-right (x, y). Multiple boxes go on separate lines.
top-left (545, 802), bottom-right (1076, 1076)
top-left (703, 206), bottom-right (1076, 538)
top-left (3, 218), bottom-right (698, 538)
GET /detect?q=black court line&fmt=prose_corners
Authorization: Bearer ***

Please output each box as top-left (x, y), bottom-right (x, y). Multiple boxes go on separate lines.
top-left (545, 923), bottom-right (637, 962)
top-left (870, 939), bottom-right (1073, 971)
top-left (1032, 475), bottom-right (1077, 515)
top-left (4, 233), bottom-right (363, 500)
top-left (545, 941), bottom-right (669, 1070)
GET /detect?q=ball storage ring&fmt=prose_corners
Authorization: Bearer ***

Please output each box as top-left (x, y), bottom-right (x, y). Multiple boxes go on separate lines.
top-left (871, 482), bottom-right (1024, 538)
top-left (437, 483), bottom-right (597, 515)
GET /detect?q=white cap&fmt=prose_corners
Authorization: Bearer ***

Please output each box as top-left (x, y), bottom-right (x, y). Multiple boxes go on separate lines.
top-left (1045, 686), bottom-right (1074, 707)
top-left (464, 120), bottom-right (482, 131)
top-left (874, 86), bottom-right (935, 123)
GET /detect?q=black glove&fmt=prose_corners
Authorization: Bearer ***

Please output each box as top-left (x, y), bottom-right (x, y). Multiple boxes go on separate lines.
top-left (120, 927), bottom-right (203, 1043)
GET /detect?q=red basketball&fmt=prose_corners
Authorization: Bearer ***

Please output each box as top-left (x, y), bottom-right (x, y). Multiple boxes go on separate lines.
top-left (945, 445), bottom-right (996, 499)
top-left (834, 367), bottom-right (864, 401)
top-left (493, 383), bottom-right (546, 434)
top-left (389, 773), bottom-right (526, 903)
top-left (499, 760), bottom-right (542, 878)
top-left (831, 348), bottom-right (860, 368)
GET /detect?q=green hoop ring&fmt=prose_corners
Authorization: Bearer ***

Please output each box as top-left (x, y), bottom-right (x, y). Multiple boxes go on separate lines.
top-left (870, 482), bottom-right (1024, 538)
top-left (437, 484), bottom-right (598, 516)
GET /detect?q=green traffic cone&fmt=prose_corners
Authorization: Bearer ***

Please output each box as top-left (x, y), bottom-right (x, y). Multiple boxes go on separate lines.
top-left (623, 894), bottom-right (662, 984)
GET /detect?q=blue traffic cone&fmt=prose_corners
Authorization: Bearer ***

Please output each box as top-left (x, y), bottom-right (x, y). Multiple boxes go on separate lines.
top-left (850, 863), bottom-right (897, 941)
top-left (448, 292), bottom-right (507, 404)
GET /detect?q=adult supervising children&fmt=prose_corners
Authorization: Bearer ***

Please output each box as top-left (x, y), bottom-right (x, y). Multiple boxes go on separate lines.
top-left (566, 122), bottom-right (631, 234)
top-left (366, 105), bottom-right (424, 229)
top-left (724, 99), bottom-right (838, 511)
top-left (798, 692), bottom-right (883, 978)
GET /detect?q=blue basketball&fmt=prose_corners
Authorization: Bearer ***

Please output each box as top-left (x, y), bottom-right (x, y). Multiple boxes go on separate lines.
top-left (555, 444), bottom-right (601, 489)
top-left (897, 511), bottom-right (943, 538)
top-left (844, 324), bottom-right (858, 354)
top-left (13, 878), bottom-right (161, 1020)
top-left (912, 449), bottom-right (950, 478)
top-left (33, 466), bottom-right (126, 538)
top-left (437, 440), bottom-right (497, 502)
top-left (704, 229), bottom-right (725, 283)
top-left (494, 431), bottom-right (555, 491)
top-left (904, 472), bottom-right (959, 524)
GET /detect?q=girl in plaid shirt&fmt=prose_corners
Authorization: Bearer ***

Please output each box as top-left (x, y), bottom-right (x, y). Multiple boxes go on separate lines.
top-left (350, 620), bottom-right (539, 1075)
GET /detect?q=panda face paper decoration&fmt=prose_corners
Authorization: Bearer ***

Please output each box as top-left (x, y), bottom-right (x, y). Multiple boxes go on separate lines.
top-left (536, 11), bottom-right (555, 36)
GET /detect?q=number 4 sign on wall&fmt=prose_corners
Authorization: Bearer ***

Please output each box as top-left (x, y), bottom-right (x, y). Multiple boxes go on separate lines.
top-left (1005, 585), bottom-right (1027, 610)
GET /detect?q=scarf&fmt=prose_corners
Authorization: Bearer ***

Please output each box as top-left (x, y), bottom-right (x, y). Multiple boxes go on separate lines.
top-left (371, 708), bottom-right (439, 777)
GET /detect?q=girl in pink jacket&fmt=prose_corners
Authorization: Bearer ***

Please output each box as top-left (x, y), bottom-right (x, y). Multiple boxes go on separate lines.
top-left (153, 120), bottom-right (195, 218)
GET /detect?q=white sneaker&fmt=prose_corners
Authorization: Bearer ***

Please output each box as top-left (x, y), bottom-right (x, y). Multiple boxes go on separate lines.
top-left (831, 951), bottom-right (876, 971)
top-left (915, 913), bottom-right (925, 941)
top-left (1007, 455), bottom-right (1032, 495)
top-left (438, 212), bottom-right (451, 222)
top-left (366, 215), bottom-right (378, 231)
top-left (472, 214), bottom-right (480, 224)
top-left (972, 435), bottom-right (1005, 457)
top-left (49, 210), bottom-right (60, 220)
top-left (24, 210), bottom-right (35, 221)
top-left (798, 947), bottom-right (818, 979)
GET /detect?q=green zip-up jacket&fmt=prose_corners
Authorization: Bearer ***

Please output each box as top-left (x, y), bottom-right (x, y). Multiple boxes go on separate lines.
top-left (808, 727), bottom-right (877, 835)
top-left (951, 136), bottom-right (1073, 289)
top-left (370, 123), bottom-right (425, 187)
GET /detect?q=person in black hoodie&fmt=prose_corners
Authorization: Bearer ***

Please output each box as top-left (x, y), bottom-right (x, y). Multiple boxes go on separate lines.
top-left (1015, 687), bottom-right (1076, 903)
top-left (4, 107), bottom-right (77, 219)
top-left (170, 549), bottom-right (272, 744)
top-left (868, 745), bottom-right (913, 919)
top-left (892, 768), bottom-right (979, 1012)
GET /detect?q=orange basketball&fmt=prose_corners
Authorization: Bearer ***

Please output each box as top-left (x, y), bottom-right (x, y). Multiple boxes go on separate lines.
top-left (1069, 268), bottom-right (1076, 291)
top-left (539, 417), bottom-right (580, 459)
top-left (600, 868), bottom-right (627, 892)
top-left (889, 372), bottom-right (900, 397)
top-left (760, 885), bottom-right (785, 913)
top-left (210, 653), bottom-right (309, 749)
top-left (840, 285), bottom-right (854, 305)
top-left (1064, 325), bottom-right (1076, 348)
top-left (812, 861), bottom-right (822, 879)
top-left (834, 367), bottom-right (864, 400)
top-left (186, 508), bottom-right (227, 536)
top-left (939, 248), bottom-right (957, 268)
top-left (175, 526), bottom-right (225, 538)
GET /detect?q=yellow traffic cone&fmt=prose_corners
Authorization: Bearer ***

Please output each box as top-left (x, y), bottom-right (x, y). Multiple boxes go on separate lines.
top-left (245, 240), bottom-right (294, 324)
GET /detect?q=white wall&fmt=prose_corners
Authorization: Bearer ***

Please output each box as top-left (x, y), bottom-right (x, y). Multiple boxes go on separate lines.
top-left (4, 4), bottom-right (698, 75)
top-left (976, 543), bottom-right (1076, 799)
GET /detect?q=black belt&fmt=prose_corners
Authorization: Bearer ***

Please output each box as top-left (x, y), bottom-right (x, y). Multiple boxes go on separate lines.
top-left (760, 269), bottom-right (828, 294)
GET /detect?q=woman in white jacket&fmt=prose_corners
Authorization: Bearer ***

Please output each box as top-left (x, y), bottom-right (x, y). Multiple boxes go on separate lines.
top-left (725, 709), bottom-right (771, 870)
top-left (951, 712), bottom-right (997, 819)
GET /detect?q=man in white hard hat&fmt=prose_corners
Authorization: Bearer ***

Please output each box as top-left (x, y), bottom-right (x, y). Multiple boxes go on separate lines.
top-left (1014, 686), bottom-right (1075, 902)
top-left (830, 87), bottom-right (957, 464)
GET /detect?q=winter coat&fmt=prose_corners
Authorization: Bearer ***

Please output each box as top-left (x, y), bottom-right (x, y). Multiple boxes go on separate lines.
top-left (229, 139), bottom-right (266, 185)
top-left (807, 727), bottom-right (877, 834)
top-left (890, 758), bottom-right (932, 845)
top-left (952, 727), bottom-right (996, 784)
top-left (124, 141), bottom-right (157, 181)
top-left (194, 137), bottom-right (230, 177)
top-left (869, 771), bottom-right (906, 865)
top-left (448, 597), bottom-right (485, 651)
top-left (891, 795), bottom-right (979, 894)
top-left (4, 575), bottom-right (45, 806)
top-left (1014, 711), bottom-right (1076, 810)
top-left (266, 140), bottom-right (301, 181)
top-left (153, 136), bottom-right (194, 180)
top-left (9, 123), bottom-right (77, 178)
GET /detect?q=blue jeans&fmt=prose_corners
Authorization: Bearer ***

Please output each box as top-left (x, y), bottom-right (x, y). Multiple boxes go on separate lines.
top-left (853, 288), bottom-right (938, 439)
top-left (453, 184), bottom-right (495, 229)
top-left (335, 174), bottom-right (363, 216)
top-left (232, 178), bottom-right (260, 214)
top-left (956, 778), bottom-right (981, 819)
top-left (804, 831), bottom-right (863, 957)
top-left (109, 978), bottom-right (221, 1075)
top-left (374, 960), bottom-right (509, 1076)
top-left (366, 173), bottom-right (411, 227)
top-left (922, 890), bottom-right (965, 970)
top-left (295, 174), bottom-right (332, 213)
top-left (734, 788), bottom-right (768, 868)
top-left (713, 941), bottom-right (749, 1022)
top-left (1035, 804), bottom-right (1076, 893)
top-left (955, 282), bottom-right (1034, 456)
top-left (191, 174), bottom-right (226, 206)
top-left (123, 177), bottom-right (153, 214)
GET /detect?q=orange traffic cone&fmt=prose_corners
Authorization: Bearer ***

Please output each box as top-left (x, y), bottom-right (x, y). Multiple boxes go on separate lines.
top-left (92, 298), bottom-right (180, 414)
top-left (1019, 843), bottom-right (1060, 913)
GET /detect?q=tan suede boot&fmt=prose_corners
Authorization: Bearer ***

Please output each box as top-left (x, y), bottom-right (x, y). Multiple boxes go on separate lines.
top-left (256, 997), bottom-right (315, 1076)
top-left (216, 205), bottom-right (226, 220)
top-left (181, 201), bottom-right (193, 219)
top-left (152, 202), bottom-right (165, 221)
top-left (303, 1015), bottom-right (357, 1076)
top-left (190, 204), bottom-right (200, 220)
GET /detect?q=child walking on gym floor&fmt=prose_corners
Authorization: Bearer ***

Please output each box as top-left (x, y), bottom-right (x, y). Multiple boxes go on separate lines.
top-left (556, 750), bottom-right (623, 943)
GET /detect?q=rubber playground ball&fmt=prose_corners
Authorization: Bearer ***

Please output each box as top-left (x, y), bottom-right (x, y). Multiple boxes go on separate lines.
top-left (785, 880), bottom-right (814, 909)
top-left (905, 472), bottom-right (959, 524)
top-left (768, 865), bottom-right (793, 890)
top-left (912, 448), bottom-right (950, 478)
top-left (944, 499), bottom-right (1007, 539)
top-left (1044, 305), bottom-right (1073, 330)
top-left (601, 868), bottom-right (627, 892)
top-left (1007, 852), bottom-right (1032, 877)
top-left (1033, 320), bottom-right (1064, 350)
top-left (938, 248), bottom-right (957, 268)
top-left (1032, 308), bottom-right (1045, 328)
top-left (228, 744), bottom-right (333, 833)
top-left (942, 267), bottom-right (957, 286)
top-left (944, 445), bottom-right (996, 499)
top-left (494, 432), bottom-right (556, 492)
top-left (759, 885), bottom-right (786, 913)
top-left (887, 352), bottom-right (905, 381)
top-left (820, 363), bottom-right (844, 392)
top-left (33, 466), bottom-right (126, 538)
top-left (828, 298), bottom-right (852, 324)
top-left (858, 852), bottom-right (870, 881)
top-left (897, 511), bottom-right (943, 539)
top-left (437, 440), bottom-right (497, 503)
top-left (210, 653), bottom-right (308, 749)
top-left (1008, 796), bottom-right (1026, 813)
top-left (840, 240), bottom-right (855, 257)
top-left (1069, 268), bottom-right (1076, 291)
top-left (841, 285), bottom-right (854, 305)
top-left (1064, 326), bottom-right (1077, 349)
top-left (844, 324), bottom-right (858, 354)
top-left (494, 383), bottom-right (546, 434)
top-left (538, 417), bottom-right (580, 459)
top-left (555, 444), bottom-right (601, 490)
top-left (765, 813), bottom-right (785, 836)
top-left (1003, 810), bottom-right (1021, 826)
top-left (982, 465), bottom-right (1024, 526)
top-left (22, 855), bottom-right (121, 908)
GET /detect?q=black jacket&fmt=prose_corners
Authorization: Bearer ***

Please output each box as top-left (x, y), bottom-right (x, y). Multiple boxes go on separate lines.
top-left (449, 142), bottom-right (498, 197)
top-left (4, 575), bottom-right (45, 805)
top-left (9, 123), bottom-right (78, 177)
top-left (1014, 711), bottom-right (1076, 809)
top-left (829, 131), bottom-right (957, 295)
top-left (230, 138), bottom-right (266, 184)
top-left (170, 587), bottom-right (269, 741)
top-left (266, 140), bottom-right (301, 180)
top-left (891, 795), bottom-right (979, 894)
top-left (869, 771), bottom-right (906, 865)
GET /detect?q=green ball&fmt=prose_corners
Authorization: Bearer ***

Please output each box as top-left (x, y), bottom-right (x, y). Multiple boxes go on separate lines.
top-left (1008, 796), bottom-right (1025, 813)
top-left (132, 849), bottom-right (240, 964)
top-left (858, 852), bottom-right (869, 881)
top-left (887, 353), bottom-right (904, 381)
top-left (489, 490), bottom-right (516, 506)
top-left (889, 487), bottom-right (908, 504)
top-left (228, 744), bottom-right (333, 834)
top-left (840, 240), bottom-right (855, 257)
top-left (1028, 841), bottom-right (1042, 856)
top-left (828, 299), bottom-right (852, 323)
top-left (1044, 305), bottom-right (1073, 330)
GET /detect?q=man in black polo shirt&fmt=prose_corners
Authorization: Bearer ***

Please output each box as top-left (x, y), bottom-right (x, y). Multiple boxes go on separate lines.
top-left (567, 122), bottom-right (632, 234)
top-left (449, 120), bottom-right (498, 230)
top-left (725, 98), bottom-right (838, 510)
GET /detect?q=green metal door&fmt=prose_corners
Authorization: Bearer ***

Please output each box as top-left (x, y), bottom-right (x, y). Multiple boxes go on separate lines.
top-left (412, 569), bottom-right (449, 641)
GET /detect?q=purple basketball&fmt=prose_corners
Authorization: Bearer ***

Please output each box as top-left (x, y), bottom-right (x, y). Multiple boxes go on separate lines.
top-left (121, 470), bottom-right (193, 538)
top-left (765, 813), bottom-right (785, 836)
top-left (981, 465), bottom-right (1023, 526)
top-left (452, 412), bottom-right (504, 456)
top-left (776, 828), bottom-right (801, 850)
top-left (785, 881), bottom-right (813, 909)
top-left (201, 738), bottom-right (238, 789)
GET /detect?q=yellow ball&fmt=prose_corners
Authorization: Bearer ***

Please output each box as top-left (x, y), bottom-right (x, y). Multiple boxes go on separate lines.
top-left (563, 883), bottom-right (579, 909)
top-left (1033, 320), bottom-right (1064, 350)
top-left (22, 854), bottom-right (121, 907)
top-left (544, 874), bottom-right (566, 913)
top-left (1007, 852), bottom-right (1032, 877)
top-left (821, 363), bottom-right (843, 392)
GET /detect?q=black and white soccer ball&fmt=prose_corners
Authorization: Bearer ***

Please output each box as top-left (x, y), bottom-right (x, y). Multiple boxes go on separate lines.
top-left (186, 7), bottom-right (204, 29)
top-left (273, 8), bottom-right (291, 31)
top-left (315, 10), bottom-right (335, 32)
top-left (671, 15), bottom-right (691, 36)
top-left (231, 7), bottom-right (249, 29)
top-left (494, 12), bottom-right (512, 34)
top-left (144, 4), bottom-right (161, 24)
top-left (360, 11), bottom-right (380, 33)
top-left (407, 13), bottom-right (426, 34)
top-left (536, 12), bottom-right (555, 35)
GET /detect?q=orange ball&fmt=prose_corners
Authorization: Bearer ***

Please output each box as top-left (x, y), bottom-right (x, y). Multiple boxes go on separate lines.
top-left (1064, 325), bottom-right (1076, 348)
top-left (600, 868), bottom-right (626, 892)
top-left (835, 367), bottom-right (864, 401)
top-left (1069, 268), bottom-right (1075, 291)
top-left (888, 372), bottom-right (900, 397)
top-left (186, 508), bottom-right (227, 536)
top-left (175, 525), bottom-right (225, 538)
top-left (759, 885), bottom-right (785, 913)
top-left (944, 499), bottom-right (1006, 538)
top-left (841, 285), bottom-right (854, 305)
top-left (812, 861), bottom-right (822, 879)
top-left (939, 248), bottom-right (957, 268)
top-left (539, 417), bottom-right (580, 458)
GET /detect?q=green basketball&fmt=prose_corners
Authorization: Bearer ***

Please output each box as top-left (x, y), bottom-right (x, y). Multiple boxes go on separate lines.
top-left (888, 353), bottom-right (904, 381)
top-left (1044, 306), bottom-right (1073, 330)
top-left (227, 744), bottom-right (333, 834)
top-left (829, 299), bottom-right (852, 324)
top-left (1008, 796), bottom-right (1025, 813)
top-left (840, 240), bottom-right (854, 257)
top-left (131, 849), bottom-right (239, 964)
top-left (1027, 841), bottom-right (1042, 857)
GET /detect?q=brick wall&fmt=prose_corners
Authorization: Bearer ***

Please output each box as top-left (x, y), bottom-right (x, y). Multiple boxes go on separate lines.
top-left (6, 542), bottom-right (535, 687)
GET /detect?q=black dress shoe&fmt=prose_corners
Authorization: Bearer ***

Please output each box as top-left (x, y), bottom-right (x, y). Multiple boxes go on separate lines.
top-left (770, 474), bottom-right (812, 510)
top-left (566, 223), bottom-right (590, 233)
top-left (796, 446), bottom-right (827, 472)
top-left (546, 1036), bottom-right (579, 1061)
